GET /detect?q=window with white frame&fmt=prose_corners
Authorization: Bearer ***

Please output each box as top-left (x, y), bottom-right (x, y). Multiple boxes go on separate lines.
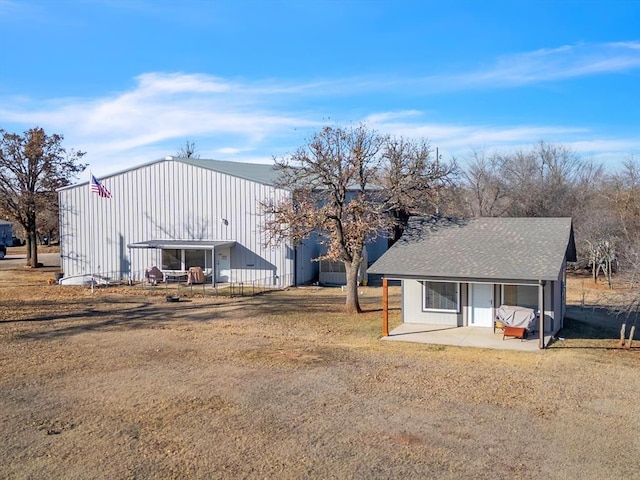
top-left (161, 249), bottom-right (213, 272)
top-left (422, 281), bottom-right (460, 312)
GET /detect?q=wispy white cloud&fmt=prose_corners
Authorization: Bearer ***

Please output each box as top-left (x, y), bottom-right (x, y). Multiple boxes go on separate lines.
top-left (0, 72), bottom-right (323, 174)
top-left (1, 46), bottom-right (638, 177)
top-left (223, 41), bottom-right (640, 96)
top-left (366, 110), bottom-right (638, 165)
top-left (428, 42), bottom-right (640, 90)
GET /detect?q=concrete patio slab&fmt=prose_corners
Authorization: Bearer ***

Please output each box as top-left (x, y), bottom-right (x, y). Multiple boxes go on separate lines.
top-left (383, 323), bottom-right (552, 352)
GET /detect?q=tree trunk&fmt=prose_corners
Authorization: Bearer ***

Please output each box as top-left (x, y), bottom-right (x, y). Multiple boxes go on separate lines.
top-left (626, 325), bottom-right (635, 350)
top-left (390, 210), bottom-right (410, 246)
top-left (344, 262), bottom-right (362, 314)
top-left (26, 212), bottom-right (38, 268)
top-left (25, 236), bottom-right (32, 264)
top-left (618, 323), bottom-right (626, 348)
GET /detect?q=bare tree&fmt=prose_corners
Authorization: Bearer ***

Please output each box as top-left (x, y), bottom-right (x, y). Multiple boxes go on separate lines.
top-left (462, 149), bottom-right (510, 217)
top-left (378, 137), bottom-right (457, 242)
top-left (499, 141), bottom-right (588, 217)
top-left (37, 196), bottom-right (60, 246)
top-left (605, 157), bottom-right (640, 347)
top-left (607, 157), bottom-right (640, 247)
top-left (585, 238), bottom-right (616, 286)
top-left (0, 128), bottom-right (86, 267)
top-left (263, 125), bottom-right (387, 313)
top-left (263, 125), bottom-right (457, 313)
top-left (175, 140), bottom-right (199, 159)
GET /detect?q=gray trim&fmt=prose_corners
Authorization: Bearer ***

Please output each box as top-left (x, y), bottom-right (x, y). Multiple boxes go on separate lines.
top-left (378, 274), bottom-right (540, 285)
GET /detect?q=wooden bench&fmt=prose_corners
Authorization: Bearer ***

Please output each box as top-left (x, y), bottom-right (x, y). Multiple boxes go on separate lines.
top-left (503, 326), bottom-right (527, 340)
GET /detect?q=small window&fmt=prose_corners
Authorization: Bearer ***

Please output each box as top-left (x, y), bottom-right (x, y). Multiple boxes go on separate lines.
top-left (422, 281), bottom-right (459, 313)
top-left (503, 285), bottom-right (537, 308)
top-left (162, 249), bottom-right (181, 270)
top-left (185, 249), bottom-right (206, 269)
top-left (320, 259), bottom-right (346, 273)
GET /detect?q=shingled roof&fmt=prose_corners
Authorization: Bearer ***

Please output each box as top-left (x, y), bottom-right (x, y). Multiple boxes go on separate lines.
top-left (368, 217), bottom-right (576, 281)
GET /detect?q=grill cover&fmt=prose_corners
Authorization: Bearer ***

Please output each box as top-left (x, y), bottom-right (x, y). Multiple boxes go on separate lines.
top-left (496, 305), bottom-right (537, 331)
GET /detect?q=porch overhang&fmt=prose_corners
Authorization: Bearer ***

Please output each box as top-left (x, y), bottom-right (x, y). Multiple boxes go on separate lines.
top-left (127, 240), bottom-right (236, 250)
top-left (126, 240), bottom-right (236, 287)
top-left (378, 276), bottom-right (551, 349)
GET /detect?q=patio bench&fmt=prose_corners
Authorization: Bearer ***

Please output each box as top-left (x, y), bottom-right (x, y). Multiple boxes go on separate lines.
top-left (503, 326), bottom-right (527, 340)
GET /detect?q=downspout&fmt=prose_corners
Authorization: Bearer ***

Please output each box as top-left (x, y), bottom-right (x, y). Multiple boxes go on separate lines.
top-left (294, 242), bottom-right (298, 286)
top-left (538, 280), bottom-right (546, 349)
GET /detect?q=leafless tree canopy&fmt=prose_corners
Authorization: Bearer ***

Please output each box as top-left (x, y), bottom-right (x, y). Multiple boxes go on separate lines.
top-left (0, 127), bottom-right (86, 267)
top-left (175, 140), bottom-right (199, 159)
top-left (460, 144), bottom-right (639, 323)
top-left (263, 124), bottom-right (455, 313)
top-left (379, 137), bottom-right (458, 241)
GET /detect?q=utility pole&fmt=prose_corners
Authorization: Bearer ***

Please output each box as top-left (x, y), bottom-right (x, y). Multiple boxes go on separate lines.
top-left (435, 147), bottom-right (441, 216)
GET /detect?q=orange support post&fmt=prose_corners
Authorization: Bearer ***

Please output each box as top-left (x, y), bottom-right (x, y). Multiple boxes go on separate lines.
top-left (382, 278), bottom-right (389, 337)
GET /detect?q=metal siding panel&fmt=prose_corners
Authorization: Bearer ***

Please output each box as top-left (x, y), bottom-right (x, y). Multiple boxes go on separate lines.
top-left (59, 159), bottom-right (294, 286)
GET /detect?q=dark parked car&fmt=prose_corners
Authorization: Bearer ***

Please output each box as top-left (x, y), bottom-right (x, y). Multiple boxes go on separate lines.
top-left (0, 243), bottom-right (6, 259)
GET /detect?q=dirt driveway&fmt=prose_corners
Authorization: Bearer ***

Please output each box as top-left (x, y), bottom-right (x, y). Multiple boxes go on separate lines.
top-left (1, 268), bottom-right (638, 479)
top-left (0, 252), bottom-right (60, 270)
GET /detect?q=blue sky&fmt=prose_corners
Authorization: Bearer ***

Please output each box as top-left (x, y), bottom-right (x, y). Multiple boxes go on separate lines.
top-left (1, 0), bottom-right (639, 177)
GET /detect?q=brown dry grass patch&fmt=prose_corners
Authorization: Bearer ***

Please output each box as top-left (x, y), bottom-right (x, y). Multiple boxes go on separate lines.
top-left (1, 265), bottom-right (638, 479)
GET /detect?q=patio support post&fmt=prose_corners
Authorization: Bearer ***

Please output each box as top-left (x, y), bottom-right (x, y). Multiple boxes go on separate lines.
top-left (128, 246), bottom-right (132, 285)
top-left (538, 280), bottom-right (546, 349)
top-left (382, 278), bottom-right (389, 337)
top-left (211, 247), bottom-right (215, 289)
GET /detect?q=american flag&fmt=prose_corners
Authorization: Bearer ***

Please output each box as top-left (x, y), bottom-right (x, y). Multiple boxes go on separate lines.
top-left (90, 175), bottom-right (112, 198)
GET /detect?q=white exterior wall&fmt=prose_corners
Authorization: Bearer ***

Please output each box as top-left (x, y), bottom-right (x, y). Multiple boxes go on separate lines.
top-left (401, 279), bottom-right (463, 326)
top-left (400, 278), bottom-right (560, 332)
top-left (59, 160), bottom-right (294, 285)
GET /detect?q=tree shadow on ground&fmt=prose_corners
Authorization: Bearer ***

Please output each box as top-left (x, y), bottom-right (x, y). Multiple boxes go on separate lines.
top-left (0, 279), bottom-right (406, 342)
top-left (4, 298), bottom-right (247, 341)
top-left (3, 289), bottom-right (386, 341)
top-left (547, 304), bottom-right (637, 350)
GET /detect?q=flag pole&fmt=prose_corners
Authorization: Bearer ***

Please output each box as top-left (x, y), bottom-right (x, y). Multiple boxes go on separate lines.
top-left (89, 170), bottom-right (94, 293)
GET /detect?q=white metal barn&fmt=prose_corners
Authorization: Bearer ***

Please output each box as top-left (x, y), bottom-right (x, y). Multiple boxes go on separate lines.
top-left (58, 157), bottom-right (322, 287)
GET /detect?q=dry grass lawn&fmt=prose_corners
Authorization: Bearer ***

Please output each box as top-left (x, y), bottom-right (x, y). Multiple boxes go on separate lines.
top-left (1, 263), bottom-right (638, 479)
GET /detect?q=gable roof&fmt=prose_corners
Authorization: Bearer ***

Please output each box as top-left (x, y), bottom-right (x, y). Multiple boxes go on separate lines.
top-left (368, 217), bottom-right (576, 282)
top-left (176, 157), bottom-right (280, 185)
top-left (58, 156), bottom-right (281, 192)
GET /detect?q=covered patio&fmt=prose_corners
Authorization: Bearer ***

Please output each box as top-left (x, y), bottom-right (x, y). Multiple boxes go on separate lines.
top-left (370, 217), bottom-right (577, 351)
top-left (383, 322), bottom-right (552, 352)
top-left (127, 239), bottom-right (236, 286)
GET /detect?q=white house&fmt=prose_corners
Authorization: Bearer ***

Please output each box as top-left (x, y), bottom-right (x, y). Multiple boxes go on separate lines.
top-left (368, 217), bottom-right (577, 348)
top-left (58, 157), bottom-right (387, 287)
